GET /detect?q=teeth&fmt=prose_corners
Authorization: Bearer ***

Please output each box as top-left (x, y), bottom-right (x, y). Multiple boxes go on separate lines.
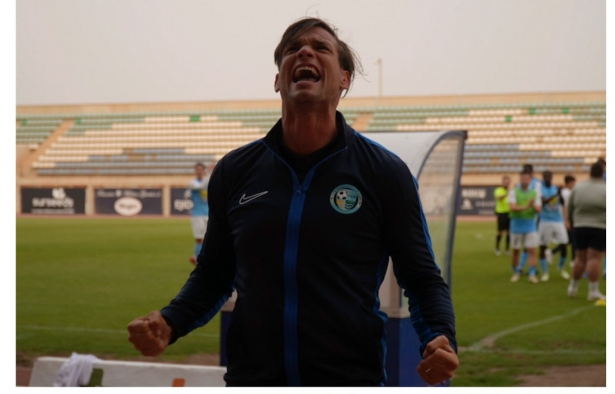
top-left (294, 66), bottom-right (320, 78)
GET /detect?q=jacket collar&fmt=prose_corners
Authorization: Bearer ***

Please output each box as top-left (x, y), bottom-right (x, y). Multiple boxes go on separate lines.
top-left (263, 111), bottom-right (355, 157)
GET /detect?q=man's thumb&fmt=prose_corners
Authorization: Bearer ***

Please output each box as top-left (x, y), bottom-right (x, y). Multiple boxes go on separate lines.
top-left (147, 312), bottom-right (163, 337)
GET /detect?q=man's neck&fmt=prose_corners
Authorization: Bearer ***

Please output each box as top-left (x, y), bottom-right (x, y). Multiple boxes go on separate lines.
top-left (281, 104), bottom-right (338, 156)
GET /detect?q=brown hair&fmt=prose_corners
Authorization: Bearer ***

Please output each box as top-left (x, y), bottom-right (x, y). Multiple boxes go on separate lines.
top-left (590, 162), bottom-right (604, 178)
top-left (274, 17), bottom-right (362, 97)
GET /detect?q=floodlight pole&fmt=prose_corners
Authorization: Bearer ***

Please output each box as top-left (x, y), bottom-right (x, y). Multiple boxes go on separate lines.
top-left (376, 58), bottom-right (383, 98)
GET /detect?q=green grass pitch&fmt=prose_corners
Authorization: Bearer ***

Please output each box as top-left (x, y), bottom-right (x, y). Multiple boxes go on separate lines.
top-left (16, 217), bottom-right (606, 386)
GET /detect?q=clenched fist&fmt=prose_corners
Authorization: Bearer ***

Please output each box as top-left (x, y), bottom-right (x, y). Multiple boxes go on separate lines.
top-left (416, 335), bottom-right (459, 386)
top-left (127, 311), bottom-right (173, 357)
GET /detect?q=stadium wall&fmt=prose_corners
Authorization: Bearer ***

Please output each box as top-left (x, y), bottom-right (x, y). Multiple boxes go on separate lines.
top-left (16, 91), bottom-right (605, 115)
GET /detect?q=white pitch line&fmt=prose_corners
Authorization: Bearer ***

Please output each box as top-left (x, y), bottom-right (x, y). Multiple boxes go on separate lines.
top-left (17, 325), bottom-right (219, 338)
top-left (466, 305), bottom-right (597, 352)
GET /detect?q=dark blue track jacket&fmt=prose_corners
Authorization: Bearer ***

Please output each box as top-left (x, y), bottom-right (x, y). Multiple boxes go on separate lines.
top-left (160, 112), bottom-right (456, 386)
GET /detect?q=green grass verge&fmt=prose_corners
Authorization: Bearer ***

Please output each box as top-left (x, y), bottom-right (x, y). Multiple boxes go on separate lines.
top-left (16, 218), bottom-right (606, 386)
top-left (451, 222), bottom-right (606, 386)
top-left (16, 217), bottom-right (220, 363)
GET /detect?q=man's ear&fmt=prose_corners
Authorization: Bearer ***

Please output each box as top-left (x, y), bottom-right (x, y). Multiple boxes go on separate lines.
top-left (274, 73), bottom-right (280, 93)
top-left (340, 70), bottom-right (350, 90)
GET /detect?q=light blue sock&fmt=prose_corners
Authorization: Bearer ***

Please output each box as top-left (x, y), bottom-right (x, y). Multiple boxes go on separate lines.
top-left (194, 243), bottom-right (202, 258)
top-left (558, 256), bottom-right (566, 270)
top-left (518, 251), bottom-right (529, 272)
top-left (529, 266), bottom-right (538, 277)
top-left (540, 258), bottom-right (548, 274)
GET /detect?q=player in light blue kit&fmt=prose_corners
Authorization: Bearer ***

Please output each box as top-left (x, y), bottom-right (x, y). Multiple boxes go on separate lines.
top-left (509, 170), bottom-right (543, 283)
top-left (537, 171), bottom-right (570, 281)
top-left (188, 162), bottom-right (209, 265)
top-left (515, 164), bottom-right (542, 274)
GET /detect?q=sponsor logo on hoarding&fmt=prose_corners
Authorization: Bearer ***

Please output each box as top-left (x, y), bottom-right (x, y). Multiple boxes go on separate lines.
top-left (32, 187), bottom-right (75, 208)
top-left (173, 199), bottom-right (194, 212)
top-left (458, 186), bottom-right (497, 216)
top-left (113, 197), bottom-right (143, 216)
top-left (461, 188), bottom-right (487, 199)
top-left (95, 188), bottom-right (162, 215)
top-left (22, 187), bottom-right (86, 214)
top-left (170, 188), bottom-right (193, 215)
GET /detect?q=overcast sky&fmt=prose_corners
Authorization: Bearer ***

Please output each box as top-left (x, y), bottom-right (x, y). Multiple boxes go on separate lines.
top-left (16, 0), bottom-right (606, 106)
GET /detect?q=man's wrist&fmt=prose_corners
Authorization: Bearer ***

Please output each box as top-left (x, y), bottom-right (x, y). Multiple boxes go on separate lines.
top-left (161, 315), bottom-right (177, 344)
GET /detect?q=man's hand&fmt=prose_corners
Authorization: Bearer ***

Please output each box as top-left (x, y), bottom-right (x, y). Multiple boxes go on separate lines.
top-left (417, 335), bottom-right (459, 386)
top-left (127, 311), bottom-right (173, 357)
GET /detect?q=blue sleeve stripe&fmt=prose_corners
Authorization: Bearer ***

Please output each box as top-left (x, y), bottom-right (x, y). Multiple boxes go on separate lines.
top-left (186, 293), bottom-right (231, 332)
top-left (411, 175), bottom-right (437, 267)
top-left (406, 291), bottom-right (440, 355)
top-left (397, 175), bottom-right (441, 352)
top-left (373, 253), bottom-right (390, 385)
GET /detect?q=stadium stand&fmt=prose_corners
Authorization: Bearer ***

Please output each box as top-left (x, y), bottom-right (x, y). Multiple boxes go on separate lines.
top-left (16, 92), bottom-right (605, 214)
top-left (21, 109), bottom-right (360, 176)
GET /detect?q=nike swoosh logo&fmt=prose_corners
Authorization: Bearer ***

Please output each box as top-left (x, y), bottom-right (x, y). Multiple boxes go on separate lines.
top-left (239, 191), bottom-right (269, 205)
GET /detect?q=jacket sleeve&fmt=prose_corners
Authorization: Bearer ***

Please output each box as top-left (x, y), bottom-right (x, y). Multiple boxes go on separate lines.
top-left (380, 159), bottom-right (457, 355)
top-left (160, 160), bottom-right (236, 344)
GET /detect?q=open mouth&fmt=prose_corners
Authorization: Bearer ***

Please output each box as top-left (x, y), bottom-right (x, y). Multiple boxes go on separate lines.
top-left (293, 66), bottom-right (321, 83)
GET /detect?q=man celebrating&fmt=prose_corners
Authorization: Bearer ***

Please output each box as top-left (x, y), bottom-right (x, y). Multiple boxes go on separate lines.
top-left (128, 18), bottom-right (458, 386)
top-left (188, 162), bottom-right (209, 265)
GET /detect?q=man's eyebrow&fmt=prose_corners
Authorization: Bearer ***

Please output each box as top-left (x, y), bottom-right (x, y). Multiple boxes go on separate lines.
top-left (286, 37), bottom-right (333, 49)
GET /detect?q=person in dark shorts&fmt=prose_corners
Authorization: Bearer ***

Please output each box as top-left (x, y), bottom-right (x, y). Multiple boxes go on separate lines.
top-left (553, 175), bottom-right (576, 262)
top-left (494, 175), bottom-right (511, 256)
top-left (566, 163), bottom-right (606, 300)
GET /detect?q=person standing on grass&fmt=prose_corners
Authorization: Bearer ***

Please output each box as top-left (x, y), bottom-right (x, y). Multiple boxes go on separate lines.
top-left (188, 162), bottom-right (209, 265)
top-left (509, 170), bottom-right (542, 284)
top-left (567, 162), bottom-right (606, 300)
top-left (537, 171), bottom-right (570, 282)
top-left (127, 17), bottom-right (458, 387)
top-left (494, 175), bottom-right (511, 256)
top-left (595, 157), bottom-right (606, 278)
top-left (551, 175), bottom-right (576, 266)
top-left (514, 163), bottom-right (542, 274)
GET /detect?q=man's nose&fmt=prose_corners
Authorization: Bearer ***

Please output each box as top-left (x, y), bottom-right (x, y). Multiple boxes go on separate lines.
top-left (297, 45), bottom-right (315, 58)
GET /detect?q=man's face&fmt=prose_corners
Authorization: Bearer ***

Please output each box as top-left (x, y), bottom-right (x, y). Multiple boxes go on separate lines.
top-left (274, 27), bottom-right (350, 106)
top-left (195, 165), bottom-right (205, 178)
top-left (520, 173), bottom-right (531, 188)
top-left (567, 180), bottom-right (576, 189)
top-left (502, 177), bottom-right (510, 188)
